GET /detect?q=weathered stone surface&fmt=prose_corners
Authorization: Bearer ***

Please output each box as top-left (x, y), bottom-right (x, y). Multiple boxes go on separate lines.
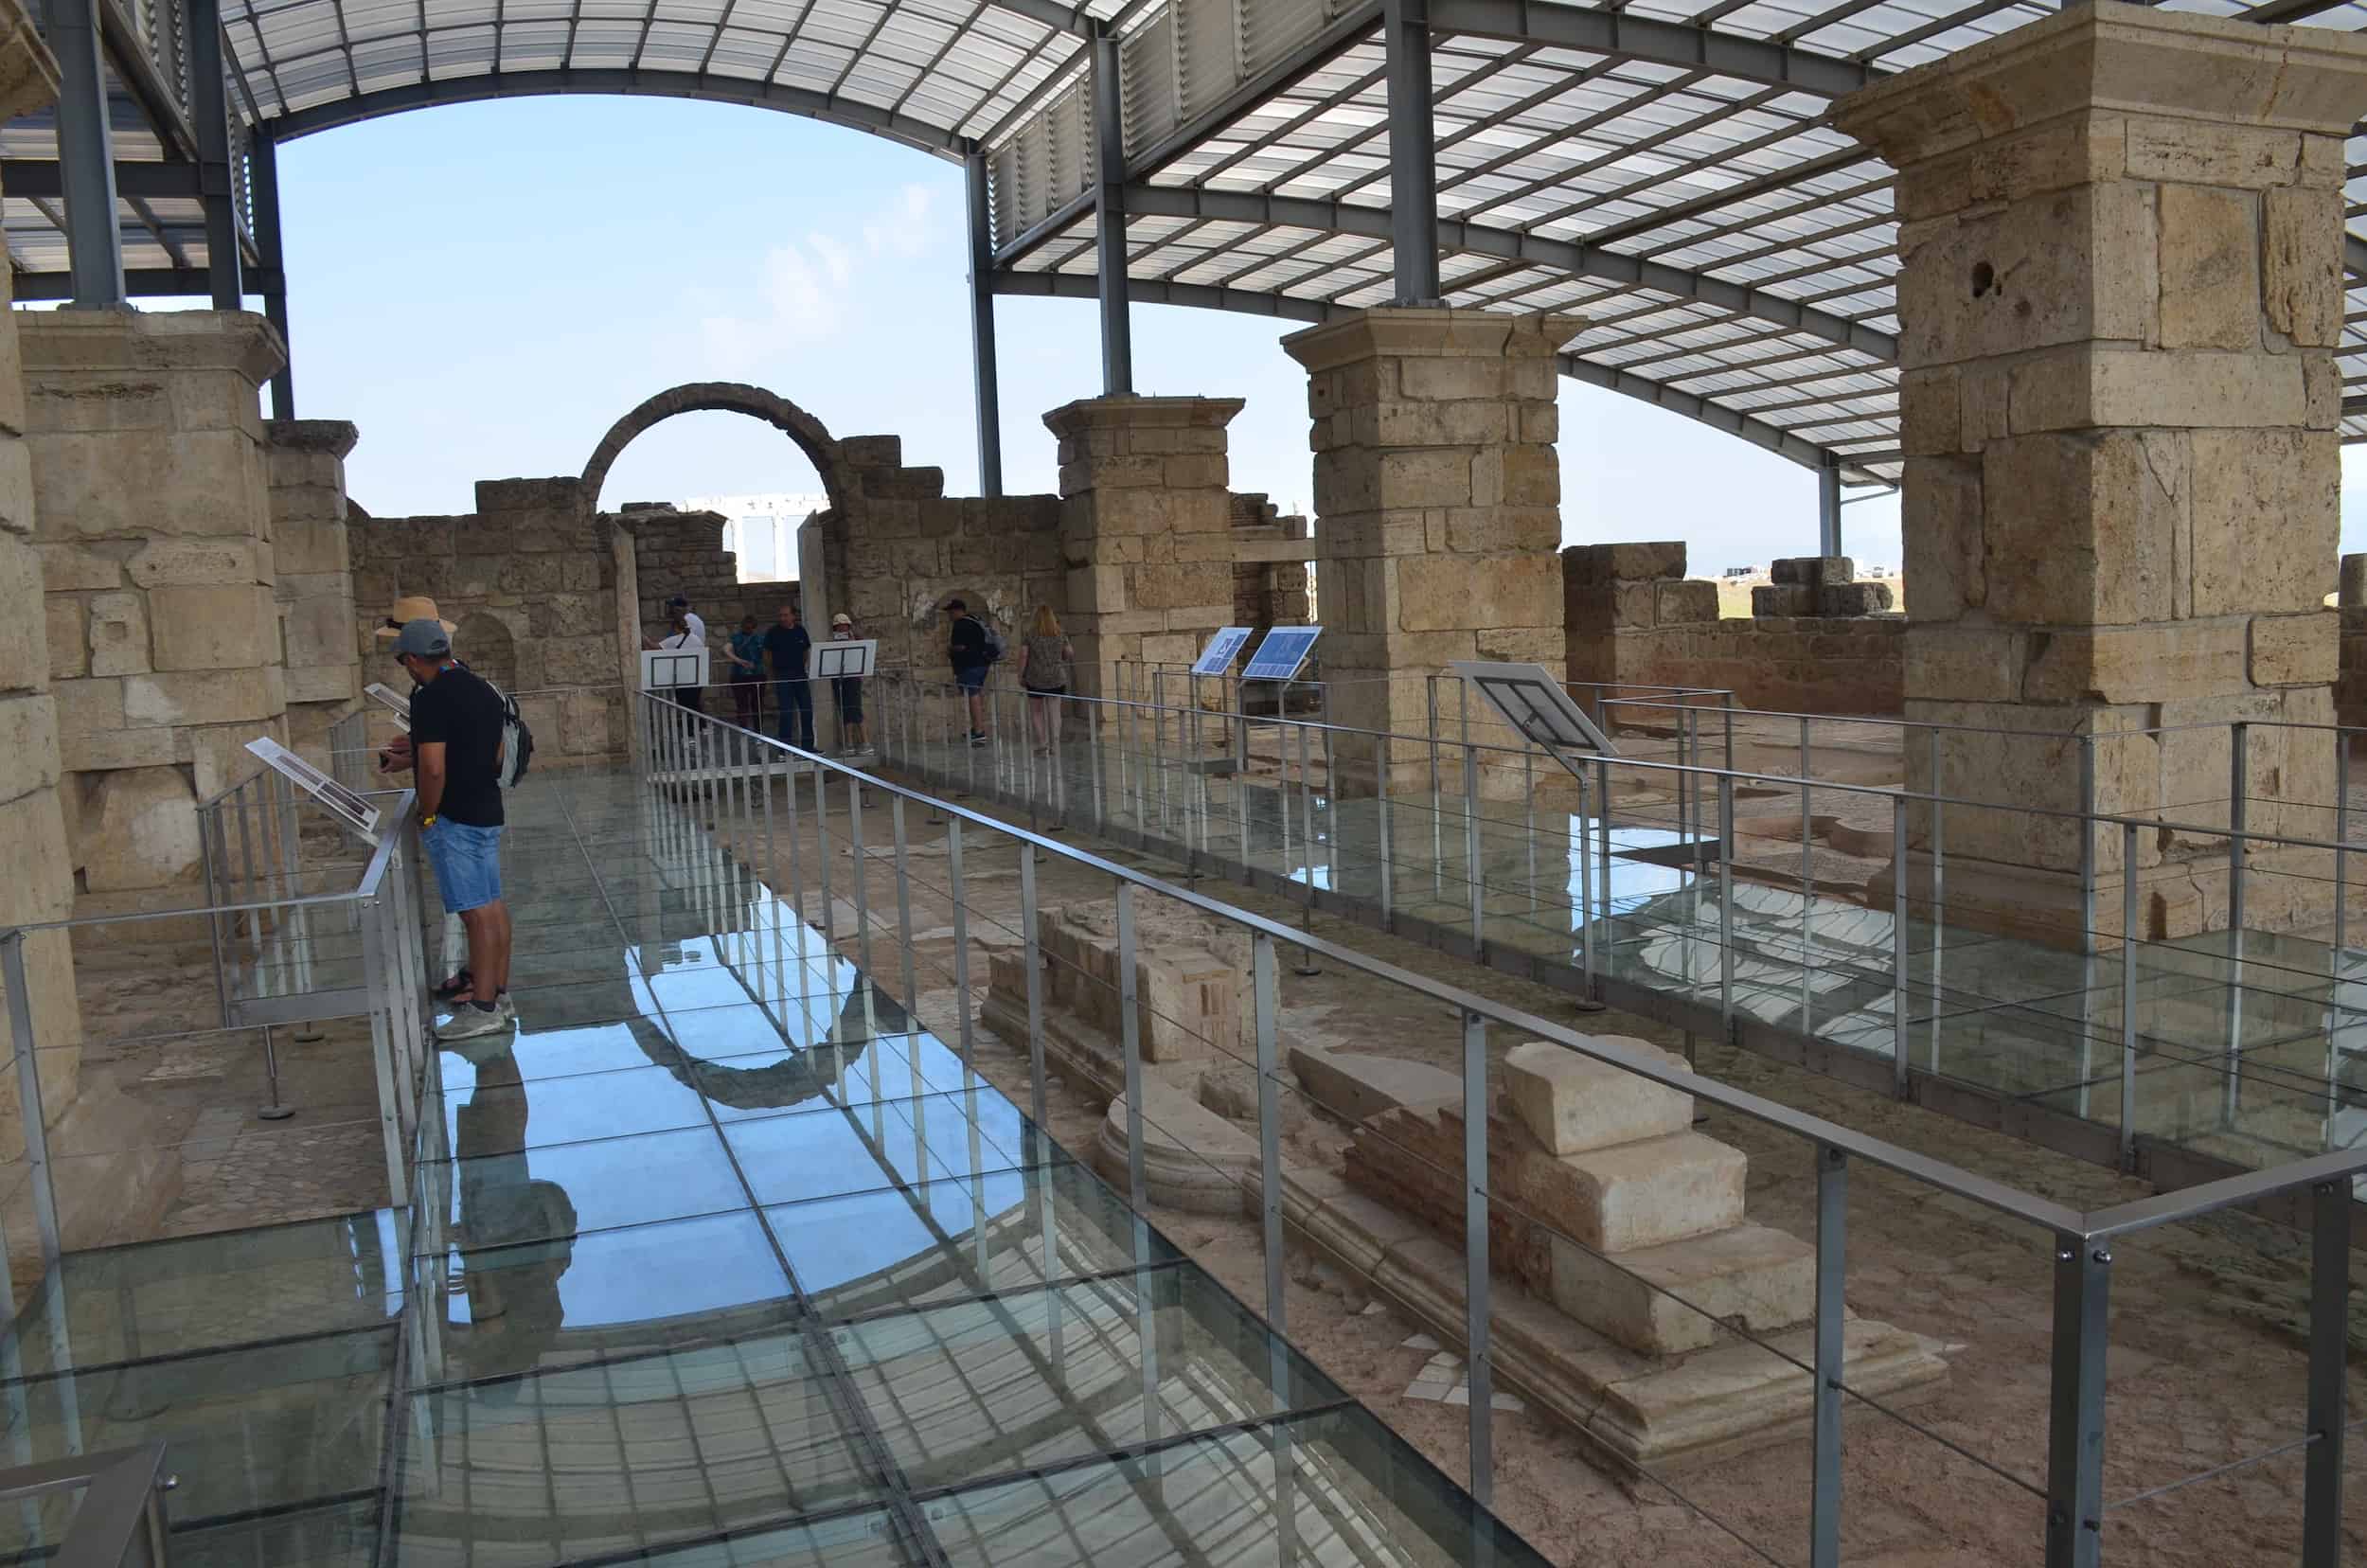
top-left (2190, 429), bottom-right (2337, 617)
top-left (1290, 1045), bottom-right (1460, 1122)
top-left (2020, 621), bottom-right (2246, 704)
top-left (1503, 1038), bottom-right (1692, 1155)
top-left (84, 590), bottom-right (148, 677)
top-left (0, 693), bottom-right (59, 809)
top-left (121, 666), bottom-right (282, 729)
top-left (2264, 185), bottom-right (2345, 347)
top-left (35, 542), bottom-right (118, 592)
top-left (2156, 184), bottom-right (2260, 350)
top-left (2250, 612), bottom-right (2338, 686)
top-left (43, 597), bottom-right (81, 681)
top-left (1979, 430), bottom-right (2181, 625)
top-left (76, 766), bottom-right (202, 891)
top-left (124, 537), bottom-right (263, 588)
top-left (146, 583), bottom-right (277, 670)
top-left (1547, 1223), bottom-right (1815, 1356)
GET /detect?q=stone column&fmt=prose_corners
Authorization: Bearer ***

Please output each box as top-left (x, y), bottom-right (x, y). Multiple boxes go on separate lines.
top-left (0, 4), bottom-right (80, 1189)
top-left (266, 419), bottom-right (361, 767)
top-left (1042, 397), bottom-right (1243, 697)
top-left (1836, 1), bottom-right (2367, 943)
top-left (23, 311), bottom-right (288, 901)
top-left (1281, 309), bottom-right (1574, 793)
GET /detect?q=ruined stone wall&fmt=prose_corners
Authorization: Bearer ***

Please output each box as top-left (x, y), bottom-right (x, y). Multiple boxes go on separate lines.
top-left (348, 477), bottom-right (626, 763)
top-left (25, 312), bottom-right (290, 900)
top-left (266, 421), bottom-right (361, 766)
top-left (614, 504), bottom-right (797, 650)
top-left (1564, 543), bottom-right (1905, 714)
top-left (2338, 553), bottom-right (2367, 731)
top-left (826, 435), bottom-right (1063, 679)
top-left (1230, 493), bottom-right (1311, 633)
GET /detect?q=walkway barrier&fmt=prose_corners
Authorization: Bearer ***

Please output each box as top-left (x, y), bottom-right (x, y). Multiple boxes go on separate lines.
top-left (0, 1444), bottom-right (175, 1567)
top-left (640, 687), bottom-right (2367, 1568)
top-left (868, 675), bottom-right (2367, 1207)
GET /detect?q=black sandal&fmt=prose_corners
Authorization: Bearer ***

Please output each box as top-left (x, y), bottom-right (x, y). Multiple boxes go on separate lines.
top-left (433, 969), bottom-right (474, 1003)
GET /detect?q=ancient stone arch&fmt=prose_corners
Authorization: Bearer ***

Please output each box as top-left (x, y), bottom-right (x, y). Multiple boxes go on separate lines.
top-left (578, 382), bottom-right (853, 516)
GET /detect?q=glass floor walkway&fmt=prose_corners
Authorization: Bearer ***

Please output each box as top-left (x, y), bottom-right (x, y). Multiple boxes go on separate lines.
top-left (893, 719), bottom-right (2367, 1186)
top-left (0, 765), bottom-right (1546, 1567)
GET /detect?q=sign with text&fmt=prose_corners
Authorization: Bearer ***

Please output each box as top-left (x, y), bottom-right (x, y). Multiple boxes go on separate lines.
top-left (364, 682), bottom-right (413, 730)
top-left (243, 737), bottom-right (383, 837)
top-left (1190, 627), bottom-right (1255, 678)
top-left (1449, 661), bottom-right (1619, 756)
top-left (1242, 625), bottom-right (1323, 683)
top-left (814, 638), bottom-right (879, 680)
top-left (641, 644), bottom-right (711, 691)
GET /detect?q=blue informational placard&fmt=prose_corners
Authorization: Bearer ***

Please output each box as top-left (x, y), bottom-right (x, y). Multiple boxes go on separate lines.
top-left (1190, 627), bottom-right (1255, 678)
top-left (1242, 625), bottom-right (1323, 682)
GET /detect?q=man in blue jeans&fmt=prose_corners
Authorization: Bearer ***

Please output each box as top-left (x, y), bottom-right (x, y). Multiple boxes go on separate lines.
top-left (763, 603), bottom-right (815, 749)
top-left (395, 618), bottom-right (515, 1042)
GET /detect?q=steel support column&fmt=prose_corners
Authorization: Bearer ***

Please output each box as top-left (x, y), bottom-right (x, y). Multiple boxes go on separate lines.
top-left (1382, 0), bottom-right (1440, 303)
top-left (43, 0), bottom-right (124, 308)
top-left (965, 149), bottom-right (1004, 495)
top-left (1817, 453), bottom-right (1842, 557)
top-left (187, 0), bottom-right (241, 311)
top-left (250, 134), bottom-right (294, 418)
top-left (1091, 27), bottom-right (1133, 396)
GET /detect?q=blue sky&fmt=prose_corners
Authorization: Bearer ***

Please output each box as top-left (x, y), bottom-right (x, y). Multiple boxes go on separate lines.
top-left (274, 93), bottom-right (2367, 573)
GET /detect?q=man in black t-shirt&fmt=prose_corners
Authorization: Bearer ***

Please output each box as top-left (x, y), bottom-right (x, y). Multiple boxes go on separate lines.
top-left (762, 604), bottom-right (815, 750)
top-left (395, 618), bottom-right (516, 1042)
top-left (947, 598), bottom-right (989, 745)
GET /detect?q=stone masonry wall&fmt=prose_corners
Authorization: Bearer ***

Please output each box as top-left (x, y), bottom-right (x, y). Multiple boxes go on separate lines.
top-left (348, 477), bottom-right (628, 765)
top-left (266, 420), bottom-right (362, 767)
top-left (24, 312), bottom-right (290, 900)
top-left (1231, 492), bottom-right (1312, 634)
top-left (614, 504), bottom-right (797, 655)
top-left (1564, 543), bottom-right (1905, 714)
top-left (0, 9), bottom-right (82, 1178)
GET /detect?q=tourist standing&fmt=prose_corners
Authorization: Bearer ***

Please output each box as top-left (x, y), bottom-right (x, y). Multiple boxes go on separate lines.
top-left (828, 613), bottom-right (868, 754)
top-left (394, 618), bottom-right (516, 1042)
top-left (946, 598), bottom-right (991, 746)
top-left (765, 603), bottom-right (815, 749)
top-left (1020, 606), bottom-right (1075, 755)
top-left (728, 614), bottom-right (766, 729)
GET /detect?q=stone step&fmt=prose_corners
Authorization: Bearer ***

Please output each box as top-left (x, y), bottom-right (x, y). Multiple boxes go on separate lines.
top-left (1502, 1035), bottom-right (1693, 1154)
top-left (1289, 1044), bottom-right (1461, 1123)
top-left (1093, 1081), bottom-right (1260, 1216)
top-left (1546, 1221), bottom-right (1815, 1355)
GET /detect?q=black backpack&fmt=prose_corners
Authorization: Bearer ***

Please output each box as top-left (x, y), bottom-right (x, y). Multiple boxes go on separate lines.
top-left (492, 683), bottom-right (535, 788)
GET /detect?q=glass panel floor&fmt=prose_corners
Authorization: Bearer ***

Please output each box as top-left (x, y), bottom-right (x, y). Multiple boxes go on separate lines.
top-left (0, 765), bottom-right (1547, 1568)
top-left (895, 724), bottom-right (2367, 1181)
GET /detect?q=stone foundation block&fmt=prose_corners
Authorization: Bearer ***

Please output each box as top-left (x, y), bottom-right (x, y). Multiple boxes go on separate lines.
top-left (2251, 612), bottom-right (2339, 686)
top-left (1547, 1222), bottom-right (1816, 1356)
top-left (76, 766), bottom-right (202, 891)
top-left (1502, 1038), bottom-right (1693, 1155)
top-left (1815, 581), bottom-right (1894, 615)
top-left (1771, 556), bottom-right (1854, 587)
top-left (1751, 584), bottom-right (1813, 617)
top-left (1491, 1123), bottom-right (1746, 1252)
top-left (1654, 579), bottom-right (1719, 625)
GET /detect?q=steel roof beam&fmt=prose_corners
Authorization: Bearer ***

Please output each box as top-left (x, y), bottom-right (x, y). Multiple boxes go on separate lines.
top-left (98, 0), bottom-right (200, 161)
top-left (260, 68), bottom-right (974, 156)
top-left (1427, 0), bottom-right (1878, 95)
top-left (11, 264), bottom-right (287, 299)
top-left (1115, 184), bottom-right (1898, 358)
top-left (988, 266), bottom-right (1892, 480)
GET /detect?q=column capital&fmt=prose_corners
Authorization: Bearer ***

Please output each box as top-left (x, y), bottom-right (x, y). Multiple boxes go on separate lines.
top-left (1836, 0), bottom-right (2367, 170)
top-left (1041, 395), bottom-right (1245, 441)
top-left (1280, 306), bottom-right (1582, 375)
top-left (21, 309), bottom-right (286, 387)
top-left (264, 419), bottom-right (360, 459)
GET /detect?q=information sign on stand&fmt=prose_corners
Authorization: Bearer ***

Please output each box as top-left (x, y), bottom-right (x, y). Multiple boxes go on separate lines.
top-left (364, 682), bottom-right (413, 730)
top-left (813, 638), bottom-right (879, 681)
top-left (1449, 661), bottom-right (1619, 757)
top-left (1242, 625), bottom-right (1324, 683)
top-left (641, 644), bottom-right (711, 691)
top-left (1190, 627), bottom-right (1255, 678)
top-left (243, 737), bottom-right (383, 837)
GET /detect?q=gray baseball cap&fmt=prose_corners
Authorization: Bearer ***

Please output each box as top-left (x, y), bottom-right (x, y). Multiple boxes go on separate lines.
top-left (392, 618), bottom-right (452, 658)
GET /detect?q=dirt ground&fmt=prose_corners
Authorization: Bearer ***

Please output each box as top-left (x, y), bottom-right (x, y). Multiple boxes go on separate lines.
top-left (798, 760), bottom-right (2367, 1568)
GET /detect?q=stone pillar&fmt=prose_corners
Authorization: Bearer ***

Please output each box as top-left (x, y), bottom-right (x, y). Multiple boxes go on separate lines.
top-left (266, 419), bottom-right (361, 767)
top-left (1282, 309), bottom-right (1574, 792)
top-left (23, 311), bottom-right (288, 901)
top-left (1042, 397), bottom-right (1243, 697)
top-left (1836, 1), bottom-right (2367, 943)
top-left (0, 5), bottom-right (80, 1184)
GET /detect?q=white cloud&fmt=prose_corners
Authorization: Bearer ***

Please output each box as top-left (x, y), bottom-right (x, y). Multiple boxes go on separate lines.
top-left (686, 186), bottom-right (940, 377)
top-left (862, 183), bottom-right (935, 258)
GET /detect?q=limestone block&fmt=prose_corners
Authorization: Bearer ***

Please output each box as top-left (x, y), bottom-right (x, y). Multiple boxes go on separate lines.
top-left (44, 598), bottom-right (82, 681)
top-left (542, 635), bottom-right (614, 687)
top-left (1503, 1038), bottom-right (1692, 1155)
top-left (147, 583), bottom-right (277, 670)
top-left (1654, 580), bottom-right (1719, 625)
top-left (61, 724), bottom-right (176, 773)
top-left (1503, 1128), bottom-right (1747, 1253)
top-left (77, 766), bottom-right (203, 891)
top-left (1751, 584), bottom-right (1813, 617)
top-left (1394, 553), bottom-right (1560, 633)
top-left (1979, 430), bottom-right (2180, 624)
top-left (2007, 345), bottom-right (2305, 432)
top-left (2125, 117), bottom-right (2305, 189)
top-left (2265, 186), bottom-right (2345, 347)
top-left (187, 721), bottom-right (274, 800)
top-left (34, 542), bottom-right (119, 593)
top-left (1396, 356), bottom-right (1516, 401)
top-left (285, 666), bottom-right (354, 704)
top-left (1771, 557), bottom-right (1854, 586)
top-left (0, 694), bottom-right (59, 809)
top-left (122, 667), bottom-right (282, 729)
top-left (1895, 183), bottom-right (2156, 365)
top-left (1548, 1222), bottom-right (1815, 1356)
top-left (27, 429), bottom-right (266, 539)
top-left (50, 675), bottom-right (121, 738)
top-left (281, 594), bottom-right (353, 671)
top-left (561, 687), bottom-right (614, 755)
top-left (1289, 1045), bottom-right (1461, 1122)
top-left (2156, 184), bottom-right (2260, 351)
top-left (2250, 612), bottom-right (2338, 686)
top-left (1563, 542), bottom-right (1684, 585)
top-left (1900, 455), bottom-right (1984, 620)
top-left (2341, 554), bottom-right (2367, 607)
top-left (2020, 621), bottom-right (2247, 704)
top-left (2190, 429), bottom-right (2338, 616)
top-left (85, 591), bottom-right (148, 677)
top-left (1816, 582), bottom-right (1894, 615)
top-left (1907, 627), bottom-right (2025, 703)
top-left (269, 519), bottom-right (347, 578)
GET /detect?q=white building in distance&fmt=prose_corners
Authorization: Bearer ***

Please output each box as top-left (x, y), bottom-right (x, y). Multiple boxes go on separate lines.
top-left (684, 491), bottom-right (831, 582)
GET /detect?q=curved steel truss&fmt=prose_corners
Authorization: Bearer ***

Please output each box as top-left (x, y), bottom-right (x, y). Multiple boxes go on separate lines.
top-left (7, 0), bottom-right (2366, 475)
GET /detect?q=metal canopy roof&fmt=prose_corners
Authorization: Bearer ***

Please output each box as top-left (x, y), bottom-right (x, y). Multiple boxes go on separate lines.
top-left (9, 0), bottom-right (2367, 482)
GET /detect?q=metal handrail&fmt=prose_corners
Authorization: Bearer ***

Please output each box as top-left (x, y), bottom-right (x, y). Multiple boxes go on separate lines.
top-left (650, 690), bottom-right (2364, 1245)
top-left (0, 1442), bottom-right (173, 1568)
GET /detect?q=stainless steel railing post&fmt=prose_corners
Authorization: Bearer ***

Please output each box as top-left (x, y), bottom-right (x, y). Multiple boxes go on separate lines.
top-left (1719, 774), bottom-right (1735, 1036)
top-left (1462, 1007), bottom-right (1492, 1507)
top-left (2302, 1176), bottom-right (2349, 1568)
top-left (2043, 1238), bottom-right (2110, 1568)
top-left (1892, 793), bottom-right (1910, 1099)
top-left (1810, 1143), bottom-right (1847, 1568)
top-left (1020, 840), bottom-right (1046, 1133)
top-left (2121, 820), bottom-right (2140, 1171)
top-left (1116, 881), bottom-right (1147, 1212)
top-left (1254, 932), bottom-right (1285, 1335)
top-left (1464, 744), bottom-right (1484, 953)
top-left (949, 819), bottom-right (973, 1071)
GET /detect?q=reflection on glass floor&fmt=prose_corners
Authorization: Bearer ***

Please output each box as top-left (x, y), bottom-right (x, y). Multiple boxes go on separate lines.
top-left (0, 765), bottom-right (1546, 1568)
top-left (900, 727), bottom-right (2367, 1180)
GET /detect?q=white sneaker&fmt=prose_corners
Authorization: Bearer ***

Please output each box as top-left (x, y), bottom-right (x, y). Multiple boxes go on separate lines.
top-left (496, 992), bottom-right (518, 1023)
top-left (436, 1002), bottom-right (513, 1042)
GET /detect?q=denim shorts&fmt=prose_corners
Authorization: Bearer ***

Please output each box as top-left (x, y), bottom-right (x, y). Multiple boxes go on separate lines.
top-left (424, 819), bottom-right (505, 914)
top-left (954, 667), bottom-right (988, 693)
